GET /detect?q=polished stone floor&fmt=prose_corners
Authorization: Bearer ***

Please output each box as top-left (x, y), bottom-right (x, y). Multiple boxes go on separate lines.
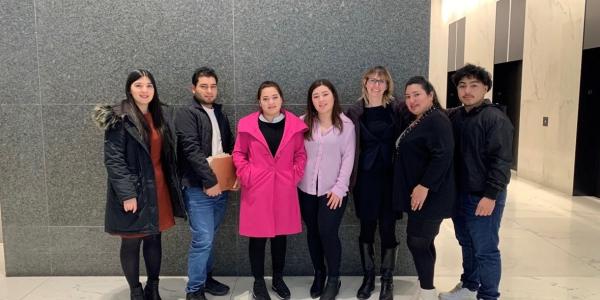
top-left (1, 176), bottom-right (600, 299)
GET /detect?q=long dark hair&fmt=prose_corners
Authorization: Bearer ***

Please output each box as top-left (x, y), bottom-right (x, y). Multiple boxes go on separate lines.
top-left (124, 69), bottom-right (166, 143)
top-left (304, 79), bottom-right (343, 140)
top-left (404, 76), bottom-right (443, 110)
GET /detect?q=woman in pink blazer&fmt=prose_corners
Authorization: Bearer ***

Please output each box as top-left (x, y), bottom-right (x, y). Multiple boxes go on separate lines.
top-left (233, 81), bottom-right (308, 300)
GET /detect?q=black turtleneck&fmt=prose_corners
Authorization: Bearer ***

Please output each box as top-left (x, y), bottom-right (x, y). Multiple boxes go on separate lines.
top-left (259, 118), bottom-right (285, 156)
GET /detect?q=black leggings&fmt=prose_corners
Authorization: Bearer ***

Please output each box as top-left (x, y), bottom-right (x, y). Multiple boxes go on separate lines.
top-left (299, 190), bottom-right (347, 277)
top-left (249, 235), bottom-right (287, 280)
top-left (120, 233), bottom-right (162, 289)
top-left (406, 218), bottom-right (442, 289)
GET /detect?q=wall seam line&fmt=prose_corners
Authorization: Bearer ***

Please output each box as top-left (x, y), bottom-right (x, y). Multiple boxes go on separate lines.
top-left (32, 0), bottom-right (52, 275)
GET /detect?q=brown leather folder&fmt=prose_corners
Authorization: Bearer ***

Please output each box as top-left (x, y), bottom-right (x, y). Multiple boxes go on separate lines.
top-left (207, 154), bottom-right (237, 191)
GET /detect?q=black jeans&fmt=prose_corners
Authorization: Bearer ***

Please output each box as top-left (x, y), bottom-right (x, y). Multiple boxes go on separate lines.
top-left (249, 235), bottom-right (287, 279)
top-left (299, 189), bottom-right (348, 277)
top-left (406, 217), bottom-right (443, 289)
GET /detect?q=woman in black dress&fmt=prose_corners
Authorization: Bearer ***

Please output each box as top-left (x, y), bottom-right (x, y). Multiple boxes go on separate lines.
top-left (346, 66), bottom-right (406, 300)
top-left (393, 76), bottom-right (455, 300)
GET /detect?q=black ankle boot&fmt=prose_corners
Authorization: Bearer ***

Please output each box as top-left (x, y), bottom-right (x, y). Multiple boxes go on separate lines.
top-left (271, 273), bottom-right (291, 299)
top-left (130, 283), bottom-right (144, 300)
top-left (143, 279), bottom-right (161, 300)
top-left (379, 247), bottom-right (397, 300)
top-left (253, 279), bottom-right (271, 300)
top-left (310, 269), bottom-right (326, 298)
top-left (319, 276), bottom-right (340, 300)
top-left (356, 242), bottom-right (375, 300)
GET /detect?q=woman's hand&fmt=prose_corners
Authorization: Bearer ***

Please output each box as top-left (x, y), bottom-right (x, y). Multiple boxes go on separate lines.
top-left (123, 198), bottom-right (137, 213)
top-left (411, 184), bottom-right (429, 211)
top-left (326, 192), bottom-right (343, 210)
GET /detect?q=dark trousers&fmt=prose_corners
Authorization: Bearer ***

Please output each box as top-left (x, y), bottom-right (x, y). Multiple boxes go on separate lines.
top-left (406, 217), bottom-right (443, 289)
top-left (359, 209), bottom-right (398, 249)
top-left (249, 235), bottom-right (287, 280)
top-left (453, 191), bottom-right (506, 300)
top-left (299, 189), bottom-right (348, 277)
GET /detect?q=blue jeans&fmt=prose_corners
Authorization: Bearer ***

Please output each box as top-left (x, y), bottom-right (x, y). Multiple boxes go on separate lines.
top-left (452, 191), bottom-right (506, 300)
top-left (183, 187), bottom-right (228, 293)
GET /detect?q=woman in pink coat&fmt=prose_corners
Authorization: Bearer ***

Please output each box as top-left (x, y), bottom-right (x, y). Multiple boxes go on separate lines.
top-left (233, 81), bottom-right (308, 300)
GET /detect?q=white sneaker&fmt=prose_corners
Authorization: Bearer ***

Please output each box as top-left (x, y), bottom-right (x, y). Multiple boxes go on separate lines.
top-left (417, 288), bottom-right (438, 300)
top-left (438, 282), bottom-right (477, 300)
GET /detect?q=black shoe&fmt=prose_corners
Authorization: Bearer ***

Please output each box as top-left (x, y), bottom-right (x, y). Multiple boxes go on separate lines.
top-left (130, 283), bottom-right (144, 300)
top-left (253, 279), bottom-right (272, 300)
top-left (319, 277), bottom-right (340, 300)
top-left (186, 289), bottom-right (207, 300)
top-left (143, 279), bottom-right (162, 300)
top-left (310, 269), bottom-right (326, 298)
top-left (271, 275), bottom-right (291, 299)
top-left (356, 242), bottom-right (375, 300)
top-left (379, 247), bottom-right (397, 300)
top-left (205, 273), bottom-right (230, 296)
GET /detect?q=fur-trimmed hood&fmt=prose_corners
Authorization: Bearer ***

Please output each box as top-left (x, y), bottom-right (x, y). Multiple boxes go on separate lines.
top-left (93, 104), bottom-right (119, 130)
top-left (93, 100), bottom-right (136, 130)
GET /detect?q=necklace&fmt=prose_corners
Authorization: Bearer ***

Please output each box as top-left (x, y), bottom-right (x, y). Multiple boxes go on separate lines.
top-left (395, 106), bottom-right (437, 149)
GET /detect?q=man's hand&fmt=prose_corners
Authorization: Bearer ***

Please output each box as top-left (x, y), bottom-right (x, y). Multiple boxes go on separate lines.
top-left (231, 179), bottom-right (240, 191)
top-left (204, 184), bottom-right (222, 197)
top-left (475, 197), bottom-right (496, 216)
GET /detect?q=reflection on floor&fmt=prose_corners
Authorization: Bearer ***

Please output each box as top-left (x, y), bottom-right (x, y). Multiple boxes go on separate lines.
top-left (1, 176), bottom-right (600, 299)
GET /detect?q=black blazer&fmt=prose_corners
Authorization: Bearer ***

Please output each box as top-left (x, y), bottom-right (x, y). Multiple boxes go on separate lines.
top-left (393, 109), bottom-right (456, 220)
top-left (345, 98), bottom-right (409, 190)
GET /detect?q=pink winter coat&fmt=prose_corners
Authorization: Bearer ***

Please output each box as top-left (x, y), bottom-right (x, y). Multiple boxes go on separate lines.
top-left (233, 110), bottom-right (308, 237)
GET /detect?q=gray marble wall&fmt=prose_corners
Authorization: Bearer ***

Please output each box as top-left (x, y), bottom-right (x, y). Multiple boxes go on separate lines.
top-left (0, 0), bottom-right (430, 276)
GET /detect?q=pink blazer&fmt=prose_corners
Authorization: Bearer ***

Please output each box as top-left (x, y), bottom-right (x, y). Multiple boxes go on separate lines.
top-left (233, 110), bottom-right (308, 237)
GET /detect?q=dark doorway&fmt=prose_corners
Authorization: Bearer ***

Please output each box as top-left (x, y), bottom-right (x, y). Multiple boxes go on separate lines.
top-left (493, 60), bottom-right (522, 170)
top-left (446, 71), bottom-right (460, 108)
top-left (574, 47), bottom-right (600, 196)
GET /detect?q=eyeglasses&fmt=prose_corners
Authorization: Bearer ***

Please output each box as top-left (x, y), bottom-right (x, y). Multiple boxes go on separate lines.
top-left (367, 78), bottom-right (386, 86)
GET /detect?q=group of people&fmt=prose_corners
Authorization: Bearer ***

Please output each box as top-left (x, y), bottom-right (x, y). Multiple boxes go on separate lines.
top-left (94, 63), bottom-right (513, 300)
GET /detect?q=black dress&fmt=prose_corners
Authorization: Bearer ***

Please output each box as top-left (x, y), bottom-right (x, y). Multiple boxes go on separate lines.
top-left (393, 109), bottom-right (456, 220)
top-left (353, 106), bottom-right (398, 221)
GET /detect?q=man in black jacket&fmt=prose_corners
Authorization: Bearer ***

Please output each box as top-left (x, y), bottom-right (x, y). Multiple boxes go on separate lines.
top-left (440, 64), bottom-right (513, 300)
top-left (176, 67), bottom-right (235, 300)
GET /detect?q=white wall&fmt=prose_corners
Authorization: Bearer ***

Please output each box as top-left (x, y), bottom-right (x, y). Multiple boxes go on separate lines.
top-left (429, 0), bottom-right (586, 194)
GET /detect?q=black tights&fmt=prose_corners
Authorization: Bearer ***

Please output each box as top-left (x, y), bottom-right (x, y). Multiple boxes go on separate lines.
top-left (120, 233), bottom-right (162, 289)
top-left (406, 218), bottom-right (442, 289)
top-left (249, 236), bottom-right (287, 280)
top-left (407, 235), bottom-right (437, 289)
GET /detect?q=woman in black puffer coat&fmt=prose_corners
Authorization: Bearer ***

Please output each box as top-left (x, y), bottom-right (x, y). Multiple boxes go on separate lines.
top-left (93, 69), bottom-right (184, 300)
